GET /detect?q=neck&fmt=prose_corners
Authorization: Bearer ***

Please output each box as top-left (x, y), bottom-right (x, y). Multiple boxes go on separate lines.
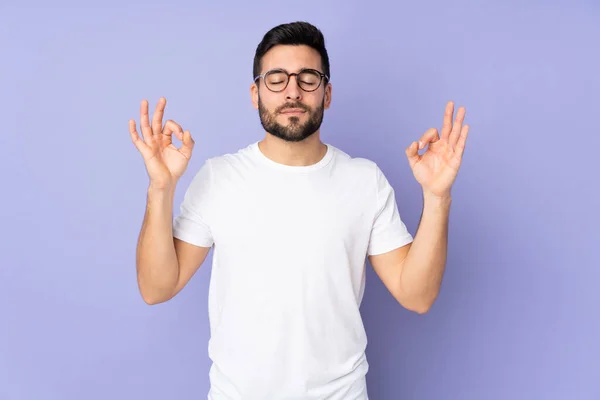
top-left (258, 133), bottom-right (327, 167)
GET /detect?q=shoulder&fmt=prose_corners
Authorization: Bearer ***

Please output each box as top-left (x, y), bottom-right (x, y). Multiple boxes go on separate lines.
top-left (328, 145), bottom-right (397, 206)
top-left (182, 142), bottom-right (267, 201)
top-left (186, 142), bottom-right (258, 181)
top-left (206, 142), bottom-right (257, 171)
top-left (329, 144), bottom-right (384, 182)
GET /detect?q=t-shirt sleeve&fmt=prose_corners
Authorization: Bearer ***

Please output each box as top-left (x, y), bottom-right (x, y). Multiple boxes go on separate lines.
top-left (172, 159), bottom-right (214, 248)
top-left (367, 165), bottom-right (414, 256)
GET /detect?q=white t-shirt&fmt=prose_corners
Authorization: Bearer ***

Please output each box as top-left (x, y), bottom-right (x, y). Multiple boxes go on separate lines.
top-left (172, 141), bottom-right (414, 400)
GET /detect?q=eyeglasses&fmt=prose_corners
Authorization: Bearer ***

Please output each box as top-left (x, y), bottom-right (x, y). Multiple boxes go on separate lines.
top-left (254, 68), bottom-right (329, 92)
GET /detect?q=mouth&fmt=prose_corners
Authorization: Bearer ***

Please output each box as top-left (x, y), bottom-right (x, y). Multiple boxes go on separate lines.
top-left (279, 108), bottom-right (306, 116)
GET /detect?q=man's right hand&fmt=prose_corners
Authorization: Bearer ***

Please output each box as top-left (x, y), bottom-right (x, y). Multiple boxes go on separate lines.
top-left (129, 97), bottom-right (195, 190)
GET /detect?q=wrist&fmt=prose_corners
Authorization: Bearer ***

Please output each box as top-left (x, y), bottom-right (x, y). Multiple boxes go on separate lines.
top-left (147, 183), bottom-right (176, 201)
top-left (422, 192), bottom-right (452, 216)
top-left (422, 190), bottom-right (452, 204)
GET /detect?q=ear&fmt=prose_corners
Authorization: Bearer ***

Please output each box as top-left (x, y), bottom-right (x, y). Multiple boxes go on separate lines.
top-left (250, 83), bottom-right (259, 110)
top-left (323, 82), bottom-right (332, 110)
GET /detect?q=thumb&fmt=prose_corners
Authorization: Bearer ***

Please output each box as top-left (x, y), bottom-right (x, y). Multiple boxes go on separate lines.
top-left (179, 130), bottom-right (195, 159)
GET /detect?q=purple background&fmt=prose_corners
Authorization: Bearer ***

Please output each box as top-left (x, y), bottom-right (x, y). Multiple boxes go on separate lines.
top-left (1, 1), bottom-right (599, 399)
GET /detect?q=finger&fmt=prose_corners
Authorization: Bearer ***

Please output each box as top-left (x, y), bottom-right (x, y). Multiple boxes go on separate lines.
top-left (139, 100), bottom-right (153, 143)
top-left (129, 119), bottom-right (153, 158)
top-left (449, 106), bottom-right (466, 149)
top-left (440, 101), bottom-right (454, 142)
top-left (418, 128), bottom-right (439, 150)
top-left (152, 97), bottom-right (166, 137)
top-left (405, 141), bottom-right (420, 169)
top-left (455, 124), bottom-right (469, 159)
top-left (162, 120), bottom-right (184, 145)
top-left (179, 130), bottom-right (195, 159)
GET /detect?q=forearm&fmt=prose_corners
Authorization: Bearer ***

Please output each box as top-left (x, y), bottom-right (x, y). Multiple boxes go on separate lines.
top-left (399, 193), bottom-right (451, 311)
top-left (136, 185), bottom-right (180, 304)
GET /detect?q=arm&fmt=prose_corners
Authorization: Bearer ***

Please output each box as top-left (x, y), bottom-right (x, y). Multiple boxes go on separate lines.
top-left (370, 100), bottom-right (469, 313)
top-left (129, 97), bottom-right (212, 305)
top-left (369, 193), bottom-right (451, 313)
top-left (136, 185), bottom-right (211, 305)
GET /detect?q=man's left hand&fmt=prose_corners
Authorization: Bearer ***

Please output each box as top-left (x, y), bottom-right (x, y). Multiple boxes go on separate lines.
top-left (405, 101), bottom-right (470, 199)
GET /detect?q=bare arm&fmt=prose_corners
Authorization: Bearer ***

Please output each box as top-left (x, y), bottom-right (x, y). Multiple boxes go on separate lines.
top-left (136, 185), bottom-right (211, 305)
top-left (130, 97), bottom-right (209, 305)
top-left (397, 194), bottom-right (450, 311)
top-left (370, 100), bottom-right (468, 313)
top-left (369, 194), bottom-right (450, 313)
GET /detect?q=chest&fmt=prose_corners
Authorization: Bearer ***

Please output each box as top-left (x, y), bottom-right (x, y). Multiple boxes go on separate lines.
top-left (209, 173), bottom-right (374, 254)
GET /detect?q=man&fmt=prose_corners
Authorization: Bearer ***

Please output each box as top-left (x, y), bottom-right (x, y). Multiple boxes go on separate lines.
top-left (129, 21), bottom-right (468, 400)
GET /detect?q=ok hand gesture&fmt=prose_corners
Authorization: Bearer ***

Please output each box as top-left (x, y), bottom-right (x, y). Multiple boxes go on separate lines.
top-left (406, 101), bottom-right (469, 199)
top-left (129, 97), bottom-right (195, 190)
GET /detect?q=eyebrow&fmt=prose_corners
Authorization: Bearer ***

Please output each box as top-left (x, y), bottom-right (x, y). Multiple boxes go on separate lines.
top-left (266, 67), bottom-right (320, 73)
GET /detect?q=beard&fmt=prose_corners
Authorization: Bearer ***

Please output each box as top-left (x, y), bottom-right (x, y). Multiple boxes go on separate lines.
top-left (258, 96), bottom-right (324, 143)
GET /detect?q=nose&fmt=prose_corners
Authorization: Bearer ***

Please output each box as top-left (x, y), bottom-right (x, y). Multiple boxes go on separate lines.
top-left (284, 75), bottom-right (302, 101)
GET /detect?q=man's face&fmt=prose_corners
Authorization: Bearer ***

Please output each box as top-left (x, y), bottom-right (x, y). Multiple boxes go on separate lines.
top-left (251, 45), bottom-right (331, 143)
